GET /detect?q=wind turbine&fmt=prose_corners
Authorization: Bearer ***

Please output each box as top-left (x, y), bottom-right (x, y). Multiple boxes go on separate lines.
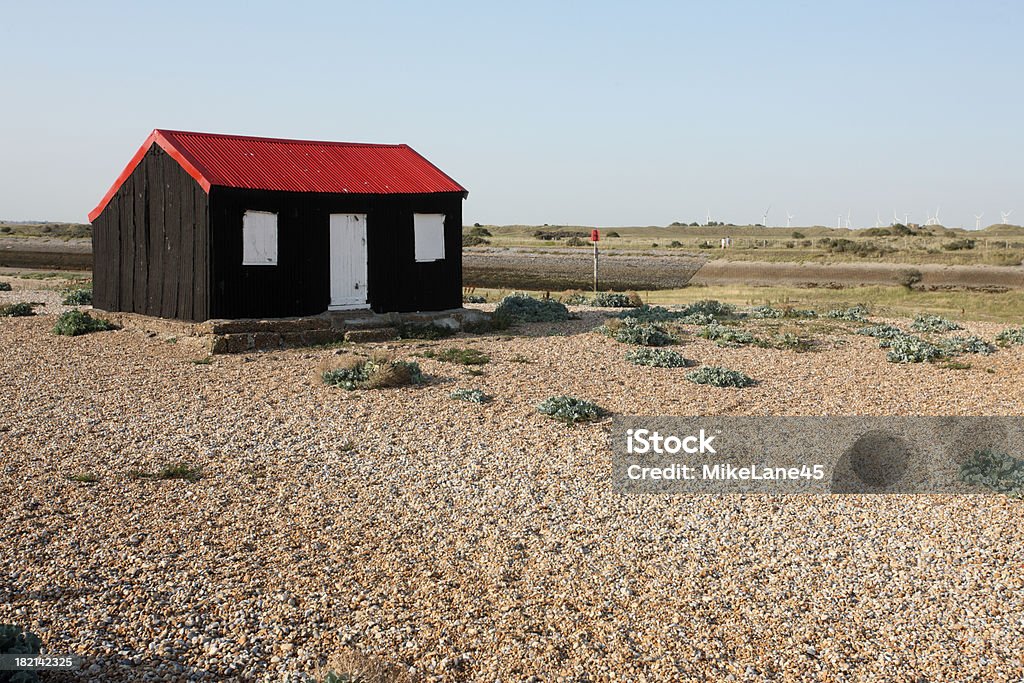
top-left (762, 205), bottom-right (772, 227)
top-left (837, 214), bottom-right (843, 229)
top-left (706, 209), bottom-right (711, 226)
top-left (892, 209), bottom-right (899, 226)
top-left (974, 213), bottom-right (984, 230)
top-left (1001, 209), bottom-right (1014, 225)
top-left (845, 210), bottom-right (852, 229)
top-left (875, 212), bottom-right (883, 229)
top-left (786, 211), bottom-right (794, 228)
top-left (904, 212), bottom-right (910, 226)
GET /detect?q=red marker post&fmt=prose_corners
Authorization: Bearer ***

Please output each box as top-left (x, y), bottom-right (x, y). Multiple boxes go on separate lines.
top-left (591, 229), bottom-right (600, 293)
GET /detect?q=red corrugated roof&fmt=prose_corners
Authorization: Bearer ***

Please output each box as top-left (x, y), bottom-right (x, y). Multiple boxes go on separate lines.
top-left (89, 129), bottom-right (467, 222)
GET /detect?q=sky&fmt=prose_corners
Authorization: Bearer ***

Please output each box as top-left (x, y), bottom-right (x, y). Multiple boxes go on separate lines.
top-left (1, 0), bottom-right (1021, 229)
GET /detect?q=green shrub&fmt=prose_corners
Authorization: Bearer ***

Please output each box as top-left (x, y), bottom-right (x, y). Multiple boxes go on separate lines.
top-left (467, 226), bottom-right (492, 237)
top-left (0, 282), bottom-right (11, 291)
top-left (995, 327), bottom-right (1024, 346)
top-left (323, 359), bottom-right (424, 390)
top-left (783, 308), bottom-right (818, 319)
top-left (685, 366), bottom-right (755, 388)
top-left (625, 348), bottom-right (694, 368)
top-left (53, 310), bottom-right (115, 335)
top-left (536, 396), bottom-right (605, 424)
top-left (896, 268), bottom-right (923, 289)
top-left (591, 292), bottom-right (639, 308)
top-left (749, 305), bottom-right (783, 319)
top-left (943, 238), bottom-right (975, 251)
top-left (699, 322), bottom-right (754, 345)
top-left (451, 388), bottom-right (491, 403)
top-left (428, 347), bottom-right (490, 365)
top-left (681, 299), bottom-right (734, 318)
top-left (884, 334), bottom-right (943, 363)
top-left (462, 234), bottom-right (489, 247)
top-left (959, 450), bottom-right (1024, 498)
top-left (494, 294), bottom-right (569, 322)
top-left (604, 230), bottom-right (620, 238)
top-left (565, 236), bottom-right (587, 246)
top-left (940, 336), bottom-right (996, 356)
top-left (463, 312), bottom-right (510, 333)
top-left (0, 623), bottom-right (41, 682)
top-left (823, 306), bottom-right (869, 322)
top-left (61, 288), bottom-right (93, 305)
top-left (463, 294), bottom-right (486, 304)
top-left (616, 304), bottom-right (677, 322)
top-left (397, 321), bottom-right (456, 340)
top-left (856, 324), bottom-right (904, 339)
top-left (598, 318), bottom-right (676, 346)
top-left (910, 314), bottom-right (962, 333)
top-left (0, 302), bottom-right (35, 317)
top-left (758, 333), bottom-right (816, 352)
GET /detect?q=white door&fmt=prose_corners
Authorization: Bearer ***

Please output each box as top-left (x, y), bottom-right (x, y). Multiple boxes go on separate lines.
top-left (329, 213), bottom-right (368, 310)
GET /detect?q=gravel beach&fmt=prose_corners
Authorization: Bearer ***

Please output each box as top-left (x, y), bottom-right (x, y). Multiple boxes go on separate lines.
top-left (2, 285), bottom-right (1023, 682)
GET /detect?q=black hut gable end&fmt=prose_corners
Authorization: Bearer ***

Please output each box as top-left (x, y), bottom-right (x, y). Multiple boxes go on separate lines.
top-left (88, 130), bottom-right (467, 322)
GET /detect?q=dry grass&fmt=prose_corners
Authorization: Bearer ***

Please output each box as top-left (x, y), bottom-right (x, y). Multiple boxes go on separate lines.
top-left (320, 649), bottom-right (417, 683)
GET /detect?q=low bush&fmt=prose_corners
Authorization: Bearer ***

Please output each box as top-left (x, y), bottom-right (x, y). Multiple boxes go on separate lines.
top-left (598, 318), bottom-right (676, 346)
top-left (591, 292), bottom-right (640, 308)
top-left (910, 314), bottom-right (962, 333)
top-left (467, 226), bottom-right (492, 237)
top-left (758, 333), bottom-right (817, 352)
top-left (537, 396), bottom-right (605, 424)
top-left (451, 388), bottom-right (491, 403)
top-left (699, 322), bottom-right (754, 345)
top-left (0, 302), bottom-right (35, 317)
top-left (397, 321), bottom-right (456, 340)
top-left (323, 357), bottom-right (424, 390)
top-left (604, 230), bottom-right (620, 238)
top-left (463, 294), bottom-right (486, 304)
top-left (782, 308), bottom-right (818, 319)
top-left (53, 310), bottom-right (116, 335)
top-left (565, 236), bottom-right (587, 246)
top-left (62, 288), bottom-right (93, 305)
top-left (463, 312), bottom-right (511, 333)
top-left (625, 348), bottom-right (694, 368)
top-left (462, 234), bottom-right (488, 247)
top-left (995, 327), bottom-right (1024, 346)
top-left (0, 282), bottom-right (11, 291)
top-left (494, 294), bottom-right (569, 322)
top-left (681, 299), bottom-right (734, 318)
top-left (857, 324), bottom-right (904, 339)
top-left (749, 305), bottom-right (783, 319)
top-left (940, 336), bottom-right (996, 356)
top-left (823, 306), bottom-right (869, 322)
top-left (884, 334), bottom-right (943, 363)
top-left (959, 450), bottom-right (1024, 498)
top-left (685, 366), bottom-right (755, 388)
top-left (896, 268), bottom-right (923, 289)
top-left (943, 238), bottom-right (976, 251)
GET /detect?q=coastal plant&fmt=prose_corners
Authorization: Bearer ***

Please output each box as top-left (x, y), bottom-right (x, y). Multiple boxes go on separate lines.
top-left (61, 288), bottom-right (93, 306)
top-left (681, 299), bottom-right (735, 318)
top-left (0, 282), bottom-right (11, 291)
top-left (699, 322), bottom-right (754, 345)
top-left (685, 366), bottom-right (755, 388)
top-left (53, 310), bottom-right (116, 335)
top-left (749, 305), bottom-right (783, 319)
top-left (959, 450), bottom-right (1024, 498)
top-left (0, 623), bottom-right (41, 682)
top-left (624, 347), bottom-right (695, 368)
top-left (323, 357), bottom-right (424, 390)
top-left (494, 294), bottom-right (569, 322)
top-left (995, 327), bottom-right (1024, 346)
top-left (910, 314), bottom-right (962, 333)
top-left (884, 334), bottom-right (943, 363)
top-left (615, 305), bottom-right (678, 322)
top-left (537, 395), bottom-right (605, 424)
top-left (597, 318), bottom-right (676, 346)
top-left (396, 321), bottom-right (456, 340)
top-left (450, 388), bottom-right (491, 403)
top-left (426, 347), bottom-right (490, 365)
top-left (824, 306), bottom-right (870, 322)
top-left (856, 324), bottom-right (904, 339)
top-left (591, 292), bottom-right (640, 308)
top-left (940, 336), bottom-right (996, 356)
top-left (0, 302), bottom-right (35, 317)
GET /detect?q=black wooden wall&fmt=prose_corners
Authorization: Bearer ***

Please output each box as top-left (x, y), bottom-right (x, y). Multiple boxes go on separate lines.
top-left (209, 188), bottom-right (463, 319)
top-left (91, 145), bottom-right (210, 321)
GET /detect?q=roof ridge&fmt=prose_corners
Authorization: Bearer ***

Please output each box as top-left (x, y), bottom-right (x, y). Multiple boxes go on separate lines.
top-left (156, 129), bottom-right (408, 149)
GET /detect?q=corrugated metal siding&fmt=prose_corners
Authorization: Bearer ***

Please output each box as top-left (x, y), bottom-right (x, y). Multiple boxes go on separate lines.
top-left (159, 130), bottom-right (466, 196)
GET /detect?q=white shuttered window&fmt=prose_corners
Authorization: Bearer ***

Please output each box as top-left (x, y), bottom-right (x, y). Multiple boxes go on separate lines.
top-left (413, 213), bottom-right (446, 262)
top-left (242, 210), bottom-right (278, 265)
